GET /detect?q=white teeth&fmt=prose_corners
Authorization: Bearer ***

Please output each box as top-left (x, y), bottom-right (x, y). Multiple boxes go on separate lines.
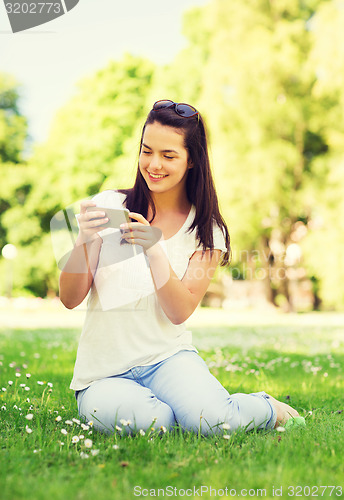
top-left (149, 173), bottom-right (167, 178)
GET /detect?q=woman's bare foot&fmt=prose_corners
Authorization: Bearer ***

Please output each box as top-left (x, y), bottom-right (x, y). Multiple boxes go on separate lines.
top-left (266, 394), bottom-right (300, 428)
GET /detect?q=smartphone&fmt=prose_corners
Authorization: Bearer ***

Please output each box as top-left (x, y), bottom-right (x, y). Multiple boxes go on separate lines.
top-left (86, 206), bottom-right (131, 229)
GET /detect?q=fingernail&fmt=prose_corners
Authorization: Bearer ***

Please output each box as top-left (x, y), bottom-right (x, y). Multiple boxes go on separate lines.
top-left (120, 224), bottom-right (127, 228)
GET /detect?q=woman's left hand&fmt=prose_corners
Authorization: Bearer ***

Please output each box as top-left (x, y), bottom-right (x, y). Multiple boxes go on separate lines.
top-left (120, 212), bottom-right (162, 254)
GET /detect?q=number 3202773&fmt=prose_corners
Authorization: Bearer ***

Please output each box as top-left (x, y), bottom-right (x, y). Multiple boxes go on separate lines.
top-left (5, 3), bottom-right (62, 14)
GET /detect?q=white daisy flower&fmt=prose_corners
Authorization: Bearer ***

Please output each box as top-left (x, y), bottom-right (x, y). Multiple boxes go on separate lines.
top-left (72, 418), bottom-right (80, 425)
top-left (24, 387), bottom-right (30, 391)
top-left (72, 436), bottom-right (79, 444)
top-left (26, 374), bottom-right (31, 379)
top-left (65, 420), bottom-right (73, 426)
top-left (25, 414), bottom-right (33, 421)
top-left (55, 416), bottom-right (62, 422)
top-left (160, 426), bottom-right (167, 434)
top-left (115, 425), bottom-right (122, 432)
top-left (25, 425), bottom-right (33, 434)
top-left (61, 429), bottom-right (68, 435)
top-left (47, 382), bottom-right (53, 387)
top-left (80, 452), bottom-right (89, 459)
top-left (139, 429), bottom-right (145, 436)
top-left (119, 419), bottom-right (132, 426)
top-left (223, 434), bottom-right (230, 440)
top-left (222, 423), bottom-right (231, 430)
top-left (81, 423), bottom-right (89, 431)
top-left (113, 445), bottom-right (119, 450)
top-left (90, 449), bottom-right (99, 456)
top-left (84, 439), bottom-right (93, 448)
top-left (8, 381), bottom-right (13, 386)
top-left (37, 381), bottom-right (44, 385)
top-left (275, 426), bottom-right (286, 432)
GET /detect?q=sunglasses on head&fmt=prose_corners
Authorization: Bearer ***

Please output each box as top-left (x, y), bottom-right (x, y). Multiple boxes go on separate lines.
top-left (153, 100), bottom-right (200, 120)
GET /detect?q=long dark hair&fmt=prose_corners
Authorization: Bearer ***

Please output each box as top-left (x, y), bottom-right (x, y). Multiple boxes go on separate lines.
top-left (118, 102), bottom-right (231, 267)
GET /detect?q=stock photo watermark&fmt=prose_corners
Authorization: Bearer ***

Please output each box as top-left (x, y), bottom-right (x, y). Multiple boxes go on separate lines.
top-left (3, 0), bottom-right (79, 33)
top-left (133, 484), bottom-right (343, 497)
top-left (50, 197), bottom-right (301, 313)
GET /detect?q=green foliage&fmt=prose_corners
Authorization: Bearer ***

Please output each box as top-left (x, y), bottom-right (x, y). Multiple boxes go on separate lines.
top-left (0, 74), bottom-right (27, 164)
top-left (0, 74), bottom-right (29, 255)
top-left (181, 0), bottom-right (342, 310)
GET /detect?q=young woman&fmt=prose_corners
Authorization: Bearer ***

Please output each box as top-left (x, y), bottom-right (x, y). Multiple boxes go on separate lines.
top-left (59, 99), bottom-right (300, 436)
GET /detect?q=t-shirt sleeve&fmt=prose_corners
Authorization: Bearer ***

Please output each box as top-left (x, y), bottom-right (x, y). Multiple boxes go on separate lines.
top-left (212, 223), bottom-right (228, 255)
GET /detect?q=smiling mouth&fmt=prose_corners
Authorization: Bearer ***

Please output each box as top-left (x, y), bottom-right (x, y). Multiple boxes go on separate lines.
top-left (148, 172), bottom-right (168, 179)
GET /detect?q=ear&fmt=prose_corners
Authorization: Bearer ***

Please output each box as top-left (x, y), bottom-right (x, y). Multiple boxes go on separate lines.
top-left (188, 160), bottom-right (194, 169)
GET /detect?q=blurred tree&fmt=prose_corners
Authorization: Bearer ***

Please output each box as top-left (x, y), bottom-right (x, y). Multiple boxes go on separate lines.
top-left (1, 53), bottom-right (155, 296)
top-left (0, 73), bottom-right (29, 253)
top-left (180, 0), bottom-right (334, 310)
top-left (299, 1), bottom-right (344, 309)
top-left (0, 74), bottom-right (27, 164)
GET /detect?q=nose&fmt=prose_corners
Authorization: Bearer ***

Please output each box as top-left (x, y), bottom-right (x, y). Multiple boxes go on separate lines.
top-left (149, 155), bottom-right (162, 170)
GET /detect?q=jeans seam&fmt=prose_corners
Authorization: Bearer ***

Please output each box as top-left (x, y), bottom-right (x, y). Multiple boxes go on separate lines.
top-left (263, 396), bottom-right (277, 429)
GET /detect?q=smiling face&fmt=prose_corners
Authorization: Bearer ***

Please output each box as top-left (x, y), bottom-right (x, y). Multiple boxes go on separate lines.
top-left (139, 122), bottom-right (192, 198)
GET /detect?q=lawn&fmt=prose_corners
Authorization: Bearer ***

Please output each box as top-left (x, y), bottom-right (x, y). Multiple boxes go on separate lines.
top-left (0, 304), bottom-right (343, 500)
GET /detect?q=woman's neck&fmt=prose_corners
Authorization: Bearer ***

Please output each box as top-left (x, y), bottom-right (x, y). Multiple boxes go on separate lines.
top-left (150, 192), bottom-right (191, 216)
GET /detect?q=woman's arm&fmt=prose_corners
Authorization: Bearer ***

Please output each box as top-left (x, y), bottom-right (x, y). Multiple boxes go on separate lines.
top-left (59, 236), bottom-right (103, 309)
top-left (59, 200), bottom-right (108, 309)
top-left (120, 211), bottom-right (223, 324)
top-left (146, 244), bottom-right (222, 325)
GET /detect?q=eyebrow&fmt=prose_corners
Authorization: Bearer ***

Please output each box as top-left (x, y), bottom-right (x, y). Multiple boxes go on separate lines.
top-left (142, 143), bottom-right (179, 154)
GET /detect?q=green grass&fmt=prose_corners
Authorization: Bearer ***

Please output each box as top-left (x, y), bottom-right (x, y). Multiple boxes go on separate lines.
top-left (1, 308), bottom-right (344, 500)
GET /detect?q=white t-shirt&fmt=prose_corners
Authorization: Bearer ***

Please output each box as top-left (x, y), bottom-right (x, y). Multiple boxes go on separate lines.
top-left (70, 190), bottom-right (228, 391)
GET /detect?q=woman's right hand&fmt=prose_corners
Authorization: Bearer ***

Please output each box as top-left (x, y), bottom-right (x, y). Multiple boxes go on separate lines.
top-left (75, 200), bottom-right (109, 245)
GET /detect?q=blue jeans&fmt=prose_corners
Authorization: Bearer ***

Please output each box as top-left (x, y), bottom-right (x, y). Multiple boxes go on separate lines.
top-left (76, 350), bottom-right (277, 436)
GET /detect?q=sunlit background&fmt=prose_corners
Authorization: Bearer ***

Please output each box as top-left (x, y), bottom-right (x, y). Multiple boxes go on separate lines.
top-left (1, 0), bottom-right (344, 313)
